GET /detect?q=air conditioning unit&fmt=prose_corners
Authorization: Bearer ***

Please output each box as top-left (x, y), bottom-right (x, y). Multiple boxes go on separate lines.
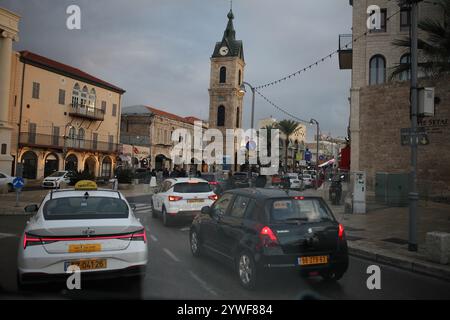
top-left (418, 87), bottom-right (435, 117)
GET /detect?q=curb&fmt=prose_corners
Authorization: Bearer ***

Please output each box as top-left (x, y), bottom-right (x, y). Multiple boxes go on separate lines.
top-left (348, 242), bottom-right (450, 282)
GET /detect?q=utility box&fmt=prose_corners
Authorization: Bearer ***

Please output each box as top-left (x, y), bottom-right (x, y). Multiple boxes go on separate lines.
top-left (352, 171), bottom-right (366, 214)
top-left (375, 172), bottom-right (409, 207)
top-left (418, 87), bottom-right (435, 117)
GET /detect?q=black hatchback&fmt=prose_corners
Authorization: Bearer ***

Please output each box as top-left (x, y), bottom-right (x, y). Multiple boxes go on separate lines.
top-left (189, 188), bottom-right (348, 289)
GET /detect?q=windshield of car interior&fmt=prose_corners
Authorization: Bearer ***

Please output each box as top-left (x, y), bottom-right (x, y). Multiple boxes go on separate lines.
top-left (173, 182), bottom-right (211, 193)
top-left (43, 196), bottom-right (129, 220)
top-left (48, 171), bottom-right (66, 178)
top-left (269, 198), bottom-right (334, 223)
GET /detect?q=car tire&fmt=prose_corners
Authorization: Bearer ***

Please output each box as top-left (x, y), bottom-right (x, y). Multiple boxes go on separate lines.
top-left (190, 229), bottom-right (203, 257)
top-left (320, 269), bottom-right (345, 282)
top-left (236, 251), bottom-right (258, 290)
top-left (162, 207), bottom-right (171, 227)
top-left (7, 183), bottom-right (13, 192)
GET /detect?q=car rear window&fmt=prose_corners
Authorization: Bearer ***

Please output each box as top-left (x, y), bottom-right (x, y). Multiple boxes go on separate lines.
top-left (43, 196), bottom-right (129, 220)
top-left (173, 182), bottom-right (211, 193)
top-left (269, 198), bottom-right (333, 223)
top-left (201, 174), bottom-right (215, 182)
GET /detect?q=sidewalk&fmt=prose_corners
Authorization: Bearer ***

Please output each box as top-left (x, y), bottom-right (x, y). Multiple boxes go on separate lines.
top-left (304, 188), bottom-right (450, 281)
top-left (0, 184), bottom-right (154, 215)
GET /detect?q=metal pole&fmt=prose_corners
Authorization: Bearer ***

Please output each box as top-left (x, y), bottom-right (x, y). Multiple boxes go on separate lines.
top-left (408, 1), bottom-right (419, 252)
top-left (248, 86), bottom-right (255, 187)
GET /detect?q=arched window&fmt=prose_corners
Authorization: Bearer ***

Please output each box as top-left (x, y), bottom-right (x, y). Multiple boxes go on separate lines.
top-left (217, 105), bottom-right (225, 126)
top-left (81, 86), bottom-right (88, 107)
top-left (72, 83), bottom-right (80, 107)
top-left (238, 70), bottom-right (242, 85)
top-left (101, 157), bottom-right (112, 178)
top-left (78, 128), bottom-right (85, 148)
top-left (219, 67), bottom-right (226, 83)
top-left (369, 55), bottom-right (386, 85)
top-left (399, 54), bottom-right (411, 81)
top-left (88, 88), bottom-right (96, 110)
top-left (236, 107), bottom-right (240, 128)
top-left (68, 127), bottom-right (76, 148)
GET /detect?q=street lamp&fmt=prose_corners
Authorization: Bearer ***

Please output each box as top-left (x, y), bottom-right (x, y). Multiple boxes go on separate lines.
top-left (310, 118), bottom-right (320, 189)
top-left (239, 81), bottom-right (255, 187)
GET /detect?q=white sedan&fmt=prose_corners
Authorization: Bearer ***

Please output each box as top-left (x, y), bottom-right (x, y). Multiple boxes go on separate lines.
top-left (151, 178), bottom-right (217, 226)
top-left (0, 171), bottom-right (15, 192)
top-left (17, 182), bottom-right (148, 286)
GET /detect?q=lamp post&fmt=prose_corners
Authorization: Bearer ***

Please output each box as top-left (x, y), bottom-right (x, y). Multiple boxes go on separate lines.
top-left (310, 118), bottom-right (319, 189)
top-left (239, 81), bottom-right (255, 187)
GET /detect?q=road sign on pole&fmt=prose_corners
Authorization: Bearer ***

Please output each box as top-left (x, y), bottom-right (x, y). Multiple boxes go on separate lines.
top-left (400, 127), bottom-right (429, 146)
top-left (13, 177), bottom-right (25, 207)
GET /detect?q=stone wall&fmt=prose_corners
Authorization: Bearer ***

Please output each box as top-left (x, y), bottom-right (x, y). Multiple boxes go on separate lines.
top-left (359, 74), bottom-right (450, 197)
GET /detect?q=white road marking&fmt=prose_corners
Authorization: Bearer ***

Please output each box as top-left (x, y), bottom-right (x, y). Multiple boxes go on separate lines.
top-left (180, 227), bottom-right (190, 232)
top-left (163, 248), bottom-right (180, 262)
top-left (189, 271), bottom-right (218, 297)
top-left (150, 234), bottom-right (158, 242)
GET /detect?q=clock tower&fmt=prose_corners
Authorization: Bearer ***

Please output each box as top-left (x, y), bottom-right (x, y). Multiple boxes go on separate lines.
top-left (208, 8), bottom-right (245, 139)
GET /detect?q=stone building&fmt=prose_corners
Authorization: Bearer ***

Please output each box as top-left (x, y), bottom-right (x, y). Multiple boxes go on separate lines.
top-left (121, 105), bottom-right (208, 171)
top-left (208, 8), bottom-right (245, 168)
top-left (338, 0), bottom-right (448, 195)
top-left (0, 7), bottom-right (125, 182)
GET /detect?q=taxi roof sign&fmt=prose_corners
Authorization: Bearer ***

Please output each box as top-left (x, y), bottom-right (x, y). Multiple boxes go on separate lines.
top-left (74, 180), bottom-right (98, 191)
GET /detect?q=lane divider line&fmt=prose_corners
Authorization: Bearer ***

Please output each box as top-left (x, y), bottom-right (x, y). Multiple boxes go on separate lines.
top-left (163, 248), bottom-right (180, 262)
top-left (189, 270), bottom-right (218, 297)
top-left (150, 234), bottom-right (158, 242)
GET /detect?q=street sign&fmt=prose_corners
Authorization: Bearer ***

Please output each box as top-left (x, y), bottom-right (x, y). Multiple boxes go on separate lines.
top-left (400, 127), bottom-right (429, 146)
top-left (12, 177), bottom-right (25, 189)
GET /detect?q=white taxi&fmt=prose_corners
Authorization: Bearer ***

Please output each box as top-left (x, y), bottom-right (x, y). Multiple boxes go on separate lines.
top-left (17, 181), bottom-right (148, 286)
top-left (151, 178), bottom-right (217, 226)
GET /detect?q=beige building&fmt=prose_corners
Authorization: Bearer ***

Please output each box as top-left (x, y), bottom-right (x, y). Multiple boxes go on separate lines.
top-left (339, 1), bottom-right (449, 194)
top-left (121, 105), bottom-right (208, 171)
top-left (7, 50), bottom-right (125, 180)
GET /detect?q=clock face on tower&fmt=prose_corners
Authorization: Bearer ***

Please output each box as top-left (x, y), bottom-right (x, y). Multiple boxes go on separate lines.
top-left (219, 46), bottom-right (229, 56)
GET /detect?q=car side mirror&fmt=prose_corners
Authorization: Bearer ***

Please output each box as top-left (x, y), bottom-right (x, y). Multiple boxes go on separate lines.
top-left (130, 204), bottom-right (137, 211)
top-left (201, 206), bottom-right (211, 216)
top-left (24, 204), bottom-right (39, 213)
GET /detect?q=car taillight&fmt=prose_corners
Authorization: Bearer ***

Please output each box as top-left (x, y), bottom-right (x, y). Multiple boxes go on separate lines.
top-left (209, 181), bottom-right (219, 185)
top-left (168, 195), bottom-right (183, 201)
top-left (23, 233), bottom-right (41, 249)
top-left (208, 194), bottom-right (218, 201)
top-left (132, 229), bottom-right (147, 243)
top-left (338, 224), bottom-right (345, 240)
top-left (259, 226), bottom-right (279, 247)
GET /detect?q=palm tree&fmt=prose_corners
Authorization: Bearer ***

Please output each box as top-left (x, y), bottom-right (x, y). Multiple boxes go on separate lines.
top-left (391, 0), bottom-right (450, 79)
top-left (275, 119), bottom-right (300, 172)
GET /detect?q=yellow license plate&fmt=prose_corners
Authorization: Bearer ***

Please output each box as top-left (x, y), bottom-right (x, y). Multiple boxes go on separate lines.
top-left (299, 255), bottom-right (329, 266)
top-left (188, 199), bottom-right (204, 203)
top-left (69, 243), bottom-right (102, 253)
top-left (65, 259), bottom-right (107, 271)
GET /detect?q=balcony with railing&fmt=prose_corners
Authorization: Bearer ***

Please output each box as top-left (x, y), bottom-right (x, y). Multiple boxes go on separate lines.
top-left (69, 103), bottom-right (105, 121)
top-left (19, 133), bottom-right (118, 153)
top-left (120, 134), bottom-right (151, 147)
top-left (338, 34), bottom-right (353, 70)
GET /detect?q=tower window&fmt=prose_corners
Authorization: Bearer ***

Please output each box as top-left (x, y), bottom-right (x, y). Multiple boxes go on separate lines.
top-left (369, 55), bottom-right (386, 85)
top-left (238, 70), bottom-right (242, 85)
top-left (217, 105), bottom-right (225, 126)
top-left (236, 107), bottom-right (240, 128)
top-left (219, 67), bottom-right (227, 83)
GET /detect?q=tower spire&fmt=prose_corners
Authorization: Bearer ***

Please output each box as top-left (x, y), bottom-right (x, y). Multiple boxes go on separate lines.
top-left (223, 4), bottom-right (235, 41)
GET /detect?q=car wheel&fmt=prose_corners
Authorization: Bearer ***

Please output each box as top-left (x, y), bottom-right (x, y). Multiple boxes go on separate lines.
top-left (162, 207), bottom-right (171, 227)
top-left (8, 183), bottom-right (13, 192)
top-left (151, 199), bottom-right (158, 219)
top-left (190, 230), bottom-right (202, 257)
top-left (320, 269), bottom-right (345, 282)
top-left (236, 251), bottom-right (258, 290)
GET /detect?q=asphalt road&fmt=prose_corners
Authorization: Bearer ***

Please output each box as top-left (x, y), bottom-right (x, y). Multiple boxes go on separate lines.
top-left (1, 194), bottom-right (450, 300)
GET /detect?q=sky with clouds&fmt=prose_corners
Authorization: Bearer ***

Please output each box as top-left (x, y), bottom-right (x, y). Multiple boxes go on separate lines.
top-left (1, 0), bottom-right (352, 140)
